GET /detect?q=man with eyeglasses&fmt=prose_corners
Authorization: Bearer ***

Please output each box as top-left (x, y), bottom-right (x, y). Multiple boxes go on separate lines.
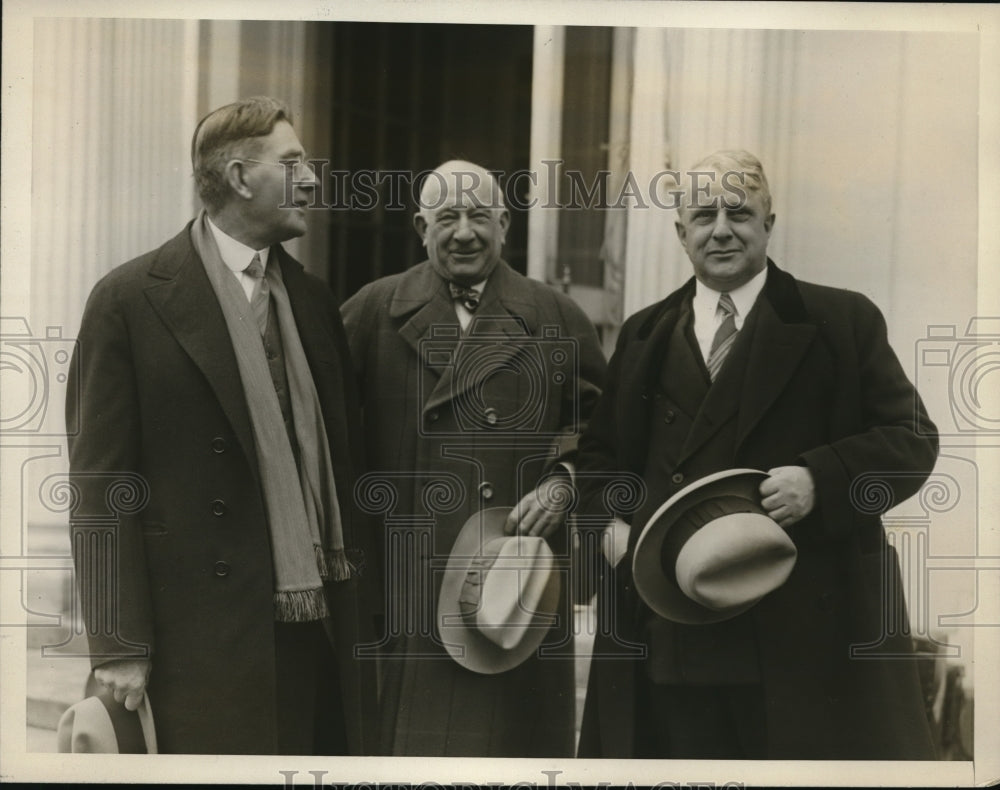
top-left (67, 96), bottom-right (377, 754)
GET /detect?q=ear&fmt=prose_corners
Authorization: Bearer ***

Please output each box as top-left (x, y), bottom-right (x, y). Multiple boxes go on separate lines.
top-left (223, 160), bottom-right (254, 201)
top-left (497, 209), bottom-right (511, 241)
top-left (674, 218), bottom-right (687, 248)
top-left (764, 213), bottom-right (776, 235)
top-left (412, 212), bottom-right (428, 245)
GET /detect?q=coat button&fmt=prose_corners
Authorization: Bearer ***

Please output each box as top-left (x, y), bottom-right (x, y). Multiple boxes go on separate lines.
top-left (671, 472), bottom-right (684, 485)
top-left (478, 481), bottom-right (495, 501)
top-left (663, 410), bottom-right (676, 424)
top-left (213, 561), bottom-right (231, 577)
top-left (211, 499), bottom-right (227, 517)
top-left (211, 437), bottom-right (226, 454)
top-left (484, 407), bottom-right (498, 426)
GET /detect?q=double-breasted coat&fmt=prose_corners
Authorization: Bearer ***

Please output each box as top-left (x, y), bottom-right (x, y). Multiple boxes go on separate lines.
top-left (66, 223), bottom-right (378, 754)
top-left (575, 261), bottom-right (939, 759)
top-left (341, 259), bottom-right (606, 756)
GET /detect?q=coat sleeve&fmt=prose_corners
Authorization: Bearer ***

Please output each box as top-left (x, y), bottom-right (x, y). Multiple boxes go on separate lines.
top-left (547, 292), bottom-right (607, 470)
top-left (573, 321), bottom-right (638, 520)
top-left (798, 294), bottom-right (939, 540)
top-left (569, 324), bottom-right (637, 603)
top-left (339, 283), bottom-right (376, 400)
top-left (66, 277), bottom-right (155, 668)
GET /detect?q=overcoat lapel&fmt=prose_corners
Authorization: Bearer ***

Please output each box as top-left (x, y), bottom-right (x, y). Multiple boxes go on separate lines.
top-left (277, 249), bottom-right (356, 477)
top-left (392, 264), bottom-right (460, 356)
top-left (387, 262), bottom-right (461, 413)
top-left (278, 249), bottom-right (338, 367)
top-left (677, 309), bottom-right (756, 463)
top-left (142, 225), bottom-right (259, 486)
top-left (426, 265), bottom-right (541, 413)
top-left (735, 292), bottom-right (817, 449)
top-left (658, 299), bottom-right (709, 419)
top-left (388, 261), bottom-right (544, 416)
top-left (612, 288), bottom-right (690, 473)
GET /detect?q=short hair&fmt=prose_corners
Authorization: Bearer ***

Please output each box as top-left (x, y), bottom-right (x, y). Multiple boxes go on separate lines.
top-left (682, 149), bottom-right (772, 215)
top-left (191, 96), bottom-right (292, 212)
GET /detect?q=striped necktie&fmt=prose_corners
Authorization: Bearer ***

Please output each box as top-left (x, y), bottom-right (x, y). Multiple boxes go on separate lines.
top-left (244, 252), bottom-right (269, 335)
top-left (706, 292), bottom-right (737, 381)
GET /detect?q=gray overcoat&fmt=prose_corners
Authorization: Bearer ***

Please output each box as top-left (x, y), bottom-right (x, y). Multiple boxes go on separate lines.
top-left (341, 260), bottom-right (606, 756)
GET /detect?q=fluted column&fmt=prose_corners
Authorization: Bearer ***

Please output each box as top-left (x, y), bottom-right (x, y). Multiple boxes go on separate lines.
top-left (621, 27), bottom-right (673, 320)
top-left (30, 18), bottom-right (199, 338)
top-left (527, 25), bottom-right (565, 284)
top-left (622, 27), bottom-right (781, 319)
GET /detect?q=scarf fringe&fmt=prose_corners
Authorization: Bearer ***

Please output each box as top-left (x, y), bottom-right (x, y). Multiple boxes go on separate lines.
top-left (315, 544), bottom-right (353, 582)
top-left (274, 588), bottom-right (329, 622)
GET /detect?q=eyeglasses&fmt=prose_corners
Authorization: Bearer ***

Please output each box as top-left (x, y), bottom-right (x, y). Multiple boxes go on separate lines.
top-left (235, 157), bottom-right (315, 174)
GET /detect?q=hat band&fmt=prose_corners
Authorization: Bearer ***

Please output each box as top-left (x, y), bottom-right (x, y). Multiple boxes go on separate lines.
top-left (660, 495), bottom-right (761, 579)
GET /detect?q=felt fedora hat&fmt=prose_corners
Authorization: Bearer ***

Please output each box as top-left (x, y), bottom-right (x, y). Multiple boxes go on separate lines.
top-left (438, 507), bottom-right (561, 674)
top-left (57, 684), bottom-right (157, 754)
top-left (633, 468), bottom-right (797, 625)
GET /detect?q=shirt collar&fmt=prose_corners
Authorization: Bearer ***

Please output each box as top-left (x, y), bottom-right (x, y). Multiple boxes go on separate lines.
top-left (206, 215), bottom-right (270, 274)
top-left (447, 277), bottom-right (488, 296)
top-left (694, 265), bottom-right (768, 318)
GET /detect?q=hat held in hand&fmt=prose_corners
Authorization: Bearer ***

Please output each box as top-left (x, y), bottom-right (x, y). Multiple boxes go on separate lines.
top-left (633, 468), bottom-right (797, 625)
top-left (438, 507), bottom-right (561, 674)
top-left (57, 683), bottom-right (157, 754)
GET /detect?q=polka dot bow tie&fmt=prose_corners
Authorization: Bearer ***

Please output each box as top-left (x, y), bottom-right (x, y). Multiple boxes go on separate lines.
top-left (449, 283), bottom-right (481, 312)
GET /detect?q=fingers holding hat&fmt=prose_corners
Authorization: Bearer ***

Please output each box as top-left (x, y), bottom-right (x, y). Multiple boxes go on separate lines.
top-left (759, 466), bottom-right (816, 528)
top-left (504, 488), bottom-right (560, 538)
top-left (95, 658), bottom-right (151, 712)
top-left (505, 476), bottom-right (574, 538)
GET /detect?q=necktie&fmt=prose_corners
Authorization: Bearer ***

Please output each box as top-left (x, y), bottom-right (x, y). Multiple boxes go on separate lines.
top-left (244, 253), bottom-right (269, 335)
top-left (449, 283), bottom-right (481, 312)
top-left (706, 292), bottom-right (737, 381)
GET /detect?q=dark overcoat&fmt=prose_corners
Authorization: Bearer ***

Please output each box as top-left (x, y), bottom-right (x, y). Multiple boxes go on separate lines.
top-left (66, 223), bottom-right (378, 754)
top-left (575, 261), bottom-right (939, 759)
top-left (341, 260), bottom-right (606, 756)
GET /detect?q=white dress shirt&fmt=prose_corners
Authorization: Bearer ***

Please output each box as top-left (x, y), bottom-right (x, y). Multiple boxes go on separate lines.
top-left (453, 278), bottom-right (488, 331)
top-left (691, 266), bottom-right (768, 364)
top-left (206, 215), bottom-right (271, 301)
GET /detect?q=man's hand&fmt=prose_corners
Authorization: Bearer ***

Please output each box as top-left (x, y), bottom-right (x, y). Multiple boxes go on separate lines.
top-left (94, 658), bottom-right (151, 711)
top-left (602, 517), bottom-right (631, 568)
top-left (759, 466), bottom-right (816, 528)
top-left (504, 475), bottom-right (575, 538)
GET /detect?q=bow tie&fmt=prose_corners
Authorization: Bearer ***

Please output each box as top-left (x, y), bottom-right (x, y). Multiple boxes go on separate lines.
top-left (449, 283), bottom-right (481, 312)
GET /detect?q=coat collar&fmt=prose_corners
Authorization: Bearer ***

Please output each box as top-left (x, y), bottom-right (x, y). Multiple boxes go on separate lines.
top-left (389, 259), bottom-right (539, 329)
top-left (635, 259), bottom-right (811, 339)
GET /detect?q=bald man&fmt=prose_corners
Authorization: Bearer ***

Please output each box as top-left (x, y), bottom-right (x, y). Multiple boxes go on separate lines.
top-left (341, 160), bottom-right (606, 756)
